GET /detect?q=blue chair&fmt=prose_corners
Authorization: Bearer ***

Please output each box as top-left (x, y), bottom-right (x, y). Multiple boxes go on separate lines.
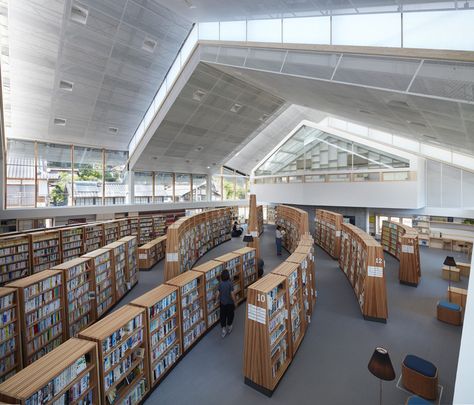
top-left (406, 395), bottom-right (431, 404)
top-left (437, 300), bottom-right (462, 326)
top-left (402, 355), bottom-right (438, 400)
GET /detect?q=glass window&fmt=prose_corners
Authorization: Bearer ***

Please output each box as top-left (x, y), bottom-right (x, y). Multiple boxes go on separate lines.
top-left (235, 175), bottom-right (247, 199)
top-left (377, 216), bottom-right (388, 234)
top-left (6, 139), bottom-right (36, 208)
top-left (402, 218), bottom-right (413, 227)
top-left (155, 172), bottom-right (174, 203)
top-left (283, 16), bottom-right (330, 44)
top-left (175, 173), bottom-right (191, 202)
top-left (220, 21), bottom-right (246, 41)
top-left (192, 174), bottom-right (207, 201)
top-left (105, 150), bottom-right (128, 206)
top-left (223, 177), bottom-right (235, 200)
top-left (134, 172), bottom-right (153, 204)
top-left (247, 19), bottom-right (282, 43)
top-left (332, 13), bottom-right (401, 47)
top-left (73, 147), bottom-right (103, 206)
top-left (198, 22), bottom-right (220, 40)
top-left (37, 143), bottom-right (72, 207)
top-left (404, 10), bottom-right (474, 51)
top-left (211, 175), bottom-right (222, 201)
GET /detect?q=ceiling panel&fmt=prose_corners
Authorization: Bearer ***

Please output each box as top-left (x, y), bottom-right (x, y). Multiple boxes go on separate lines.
top-left (6, 0), bottom-right (193, 149)
top-left (211, 63), bottom-right (474, 155)
top-left (134, 62), bottom-right (285, 172)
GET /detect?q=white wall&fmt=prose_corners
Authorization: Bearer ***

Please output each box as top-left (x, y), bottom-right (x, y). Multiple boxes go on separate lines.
top-left (453, 253), bottom-right (474, 404)
top-left (251, 180), bottom-right (423, 209)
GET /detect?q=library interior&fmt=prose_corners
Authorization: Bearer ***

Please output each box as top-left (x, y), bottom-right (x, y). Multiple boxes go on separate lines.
top-left (0, 0), bottom-right (474, 404)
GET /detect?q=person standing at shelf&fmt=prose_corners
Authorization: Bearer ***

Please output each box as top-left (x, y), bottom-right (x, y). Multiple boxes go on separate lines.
top-left (275, 225), bottom-right (285, 256)
top-left (217, 269), bottom-right (236, 338)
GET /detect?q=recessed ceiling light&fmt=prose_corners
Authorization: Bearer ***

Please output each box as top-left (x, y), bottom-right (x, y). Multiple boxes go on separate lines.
top-left (54, 118), bottom-right (66, 126)
top-left (184, 0), bottom-right (196, 8)
top-left (108, 127), bottom-right (118, 135)
top-left (207, 166), bottom-right (210, 169)
top-left (59, 80), bottom-right (74, 91)
top-left (185, 159), bottom-right (191, 163)
top-left (359, 109), bottom-right (371, 115)
top-left (70, 3), bottom-right (88, 24)
top-left (153, 156), bottom-right (158, 160)
top-left (259, 114), bottom-right (269, 122)
top-left (193, 89), bottom-right (206, 102)
top-left (212, 162), bottom-right (217, 166)
top-left (142, 37), bottom-right (157, 53)
top-left (230, 103), bottom-right (242, 113)
top-left (195, 146), bottom-right (204, 152)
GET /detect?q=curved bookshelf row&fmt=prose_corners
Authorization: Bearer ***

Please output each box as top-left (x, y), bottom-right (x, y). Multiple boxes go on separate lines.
top-left (164, 208), bottom-right (233, 281)
top-left (381, 220), bottom-right (421, 287)
top-left (275, 205), bottom-right (309, 254)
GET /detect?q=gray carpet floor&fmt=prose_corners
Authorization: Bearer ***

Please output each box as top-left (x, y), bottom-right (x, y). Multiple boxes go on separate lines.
top-left (116, 225), bottom-right (469, 405)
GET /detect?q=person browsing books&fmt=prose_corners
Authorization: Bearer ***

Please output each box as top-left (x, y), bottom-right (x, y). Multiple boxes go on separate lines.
top-left (275, 225), bottom-right (285, 256)
top-left (216, 269), bottom-right (236, 338)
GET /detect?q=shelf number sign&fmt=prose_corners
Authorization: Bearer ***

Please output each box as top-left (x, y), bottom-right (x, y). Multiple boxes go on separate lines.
top-left (257, 293), bottom-right (266, 303)
top-left (375, 257), bottom-right (384, 265)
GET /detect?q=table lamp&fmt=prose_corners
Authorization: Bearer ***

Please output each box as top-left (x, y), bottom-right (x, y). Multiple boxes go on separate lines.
top-left (368, 347), bottom-right (395, 405)
top-left (444, 256), bottom-right (457, 301)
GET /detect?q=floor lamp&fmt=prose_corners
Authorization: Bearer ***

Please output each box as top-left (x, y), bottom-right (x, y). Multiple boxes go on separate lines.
top-left (368, 347), bottom-right (396, 405)
top-left (444, 256), bottom-right (457, 302)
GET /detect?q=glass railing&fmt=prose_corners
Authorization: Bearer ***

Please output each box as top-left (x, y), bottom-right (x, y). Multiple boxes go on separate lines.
top-left (128, 25), bottom-right (198, 156)
top-left (253, 169), bottom-right (415, 184)
top-left (198, 8), bottom-right (474, 51)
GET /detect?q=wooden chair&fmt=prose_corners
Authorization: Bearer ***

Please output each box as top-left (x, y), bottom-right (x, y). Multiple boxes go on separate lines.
top-left (402, 355), bottom-right (438, 401)
top-left (437, 300), bottom-right (463, 326)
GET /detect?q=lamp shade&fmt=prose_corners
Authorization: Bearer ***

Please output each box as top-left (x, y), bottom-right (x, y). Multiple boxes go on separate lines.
top-left (368, 347), bottom-right (395, 381)
top-left (443, 256), bottom-right (457, 267)
top-left (243, 234), bottom-right (254, 243)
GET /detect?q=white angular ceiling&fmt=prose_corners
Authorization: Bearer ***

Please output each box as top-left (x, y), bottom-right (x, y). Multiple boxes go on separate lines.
top-left (134, 62), bottom-right (286, 173)
top-left (6, 0), bottom-right (192, 150)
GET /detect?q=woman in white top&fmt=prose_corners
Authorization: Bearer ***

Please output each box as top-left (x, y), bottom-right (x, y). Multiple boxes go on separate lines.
top-left (275, 225), bottom-right (285, 256)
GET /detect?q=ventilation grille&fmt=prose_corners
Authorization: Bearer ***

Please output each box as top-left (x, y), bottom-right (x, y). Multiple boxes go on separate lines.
top-left (59, 80), bottom-right (73, 91)
top-left (192, 89), bottom-right (206, 102)
top-left (70, 3), bottom-right (88, 24)
top-left (54, 118), bottom-right (66, 126)
top-left (230, 103), bottom-right (242, 113)
top-left (142, 37), bottom-right (157, 53)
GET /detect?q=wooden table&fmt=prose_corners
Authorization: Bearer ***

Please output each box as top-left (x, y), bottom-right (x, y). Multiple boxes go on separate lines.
top-left (442, 265), bottom-right (461, 282)
top-left (447, 286), bottom-right (468, 309)
top-left (457, 262), bottom-right (471, 278)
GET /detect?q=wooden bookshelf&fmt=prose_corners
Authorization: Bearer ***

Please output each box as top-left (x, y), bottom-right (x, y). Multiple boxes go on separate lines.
top-left (103, 241), bottom-right (128, 301)
top-left (60, 226), bottom-right (84, 263)
top-left (165, 271), bottom-right (206, 352)
top-left (138, 217), bottom-right (154, 246)
top-left (291, 246), bottom-right (316, 319)
top-left (234, 247), bottom-right (258, 292)
top-left (117, 218), bottom-right (131, 239)
top-left (51, 258), bottom-right (96, 338)
top-left (119, 236), bottom-right (139, 289)
top-left (138, 236), bottom-right (167, 271)
top-left (152, 215), bottom-right (167, 238)
top-left (129, 217), bottom-right (139, 238)
top-left (0, 338), bottom-right (100, 404)
top-left (7, 270), bottom-right (66, 366)
top-left (30, 230), bottom-right (61, 274)
top-left (0, 288), bottom-right (22, 383)
top-left (275, 205), bottom-right (309, 253)
top-left (79, 305), bottom-right (149, 405)
top-left (381, 221), bottom-right (421, 287)
top-left (214, 252), bottom-right (244, 305)
top-left (192, 260), bottom-right (224, 328)
top-left (103, 222), bottom-right (119, 246)
top-left (257, 205), bottom-right (264, 235)
top-left (339, 223), bottom-right (388, 322)
top-left (84, 223), bottom-right (104, 254)
top-left (0, 235), bottom-right (30, 286)
top-left (314, 209), bottom-right (343, 259)
top-left (130, 285), bottom-right (181, 388)
top-left (164, 208), bottom-right (232, 281)
top-left (83, 249), bottom-right (115, 319)
top-left (243, 273), bottom-right (290, 396)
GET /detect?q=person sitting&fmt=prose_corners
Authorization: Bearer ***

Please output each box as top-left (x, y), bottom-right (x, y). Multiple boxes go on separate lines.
top-left (231, 221), bottom-right (242, 237)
